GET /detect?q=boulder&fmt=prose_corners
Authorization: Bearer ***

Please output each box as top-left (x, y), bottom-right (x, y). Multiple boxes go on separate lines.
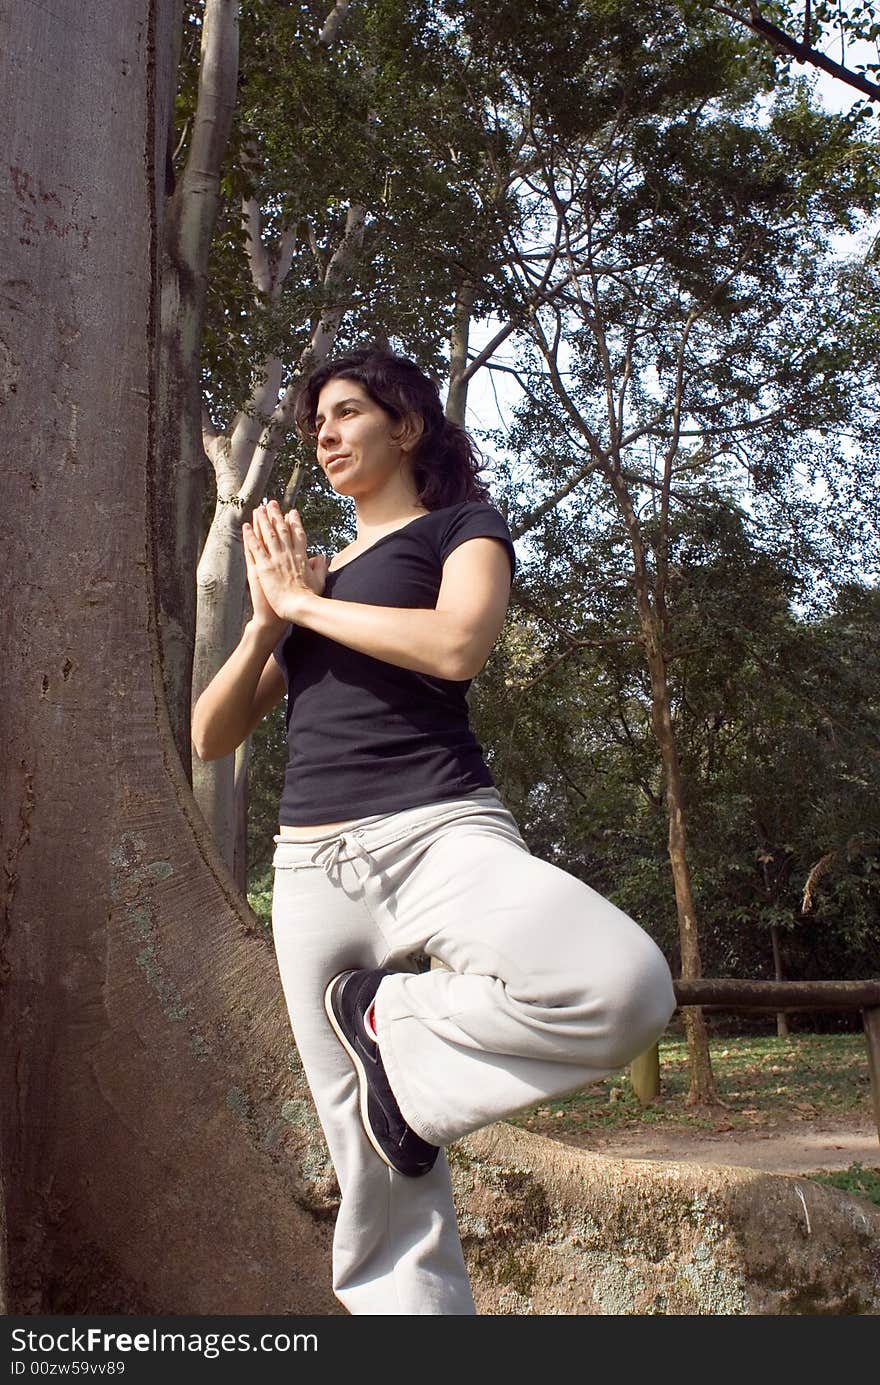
top-left (451, 1124), bottom-right (880, 1315)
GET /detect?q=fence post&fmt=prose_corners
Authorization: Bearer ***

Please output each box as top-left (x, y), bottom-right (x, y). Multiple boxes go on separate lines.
top-left (629, 1042), bottom-right (660, 1105)
top-left (862, 1006), bottom-right (880, 1147)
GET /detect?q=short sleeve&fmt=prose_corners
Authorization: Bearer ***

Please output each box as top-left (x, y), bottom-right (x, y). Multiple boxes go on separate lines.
top-left (272, 624), bottom-right (294, 689)
top-left (438, 503), bottom-right (516, 579)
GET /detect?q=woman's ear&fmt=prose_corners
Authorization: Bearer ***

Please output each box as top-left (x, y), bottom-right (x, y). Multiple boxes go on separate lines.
top-left (393, 411), bottom-right (425, 455)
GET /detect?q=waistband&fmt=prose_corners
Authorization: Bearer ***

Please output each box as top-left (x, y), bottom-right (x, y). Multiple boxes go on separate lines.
top-left (271, 786), bottom-right (512, 880)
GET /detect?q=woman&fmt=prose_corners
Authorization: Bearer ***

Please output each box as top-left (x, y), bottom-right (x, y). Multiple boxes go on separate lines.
top-left (191, 347), bottom-right (676, 1316)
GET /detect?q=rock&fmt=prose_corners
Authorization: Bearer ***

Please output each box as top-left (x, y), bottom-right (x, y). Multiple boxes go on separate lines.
top-left (450, 1123), bottom-right (880, 1315)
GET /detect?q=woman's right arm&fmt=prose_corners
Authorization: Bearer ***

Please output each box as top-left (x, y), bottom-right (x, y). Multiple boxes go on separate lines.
top-left (191, 620), bottom-right (288, 762)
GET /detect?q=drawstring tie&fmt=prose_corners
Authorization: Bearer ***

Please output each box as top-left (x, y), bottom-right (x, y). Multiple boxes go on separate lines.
top-left (309, 830), bottom-right (376, 880)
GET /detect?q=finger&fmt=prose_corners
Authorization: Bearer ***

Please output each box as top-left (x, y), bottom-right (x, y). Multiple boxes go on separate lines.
top-left (262, 505), bottom-right (286, 550)
top-left (251, 508), bottom-right (273, 551)
top-left (244, 522), bottom-right (267, 559)
top-left (287, 508), bottom-right (308, 548)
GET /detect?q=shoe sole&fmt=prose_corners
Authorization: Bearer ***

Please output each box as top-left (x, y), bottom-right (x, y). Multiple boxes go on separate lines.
top-left (323, 974), bottom-right (400, 1173)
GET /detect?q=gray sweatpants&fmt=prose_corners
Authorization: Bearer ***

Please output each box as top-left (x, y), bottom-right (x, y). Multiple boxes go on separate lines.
top-left (270, 786), bottom-right (676, 1316)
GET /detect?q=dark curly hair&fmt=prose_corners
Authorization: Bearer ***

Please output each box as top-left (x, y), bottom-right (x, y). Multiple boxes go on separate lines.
top-left (294, 347), bottom-right (490, 510)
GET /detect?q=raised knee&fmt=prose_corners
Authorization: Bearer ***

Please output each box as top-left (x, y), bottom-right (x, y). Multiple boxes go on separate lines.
top-left (604, 945), bottom-right (676, 1067)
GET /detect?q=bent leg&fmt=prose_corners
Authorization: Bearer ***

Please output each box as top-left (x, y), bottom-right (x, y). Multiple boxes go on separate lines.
top-left (368, 813), bottom-right (676, 1147)
top-left (271, 842), bottom-right (475, 1315)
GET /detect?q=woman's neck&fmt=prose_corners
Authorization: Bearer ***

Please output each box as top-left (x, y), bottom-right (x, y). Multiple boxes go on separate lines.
top-left (353, 490), bottom-right (428, 542)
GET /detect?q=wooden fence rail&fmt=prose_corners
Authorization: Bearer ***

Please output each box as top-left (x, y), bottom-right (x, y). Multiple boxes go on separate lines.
top-left (628, 979), bottom-right (880, 1145)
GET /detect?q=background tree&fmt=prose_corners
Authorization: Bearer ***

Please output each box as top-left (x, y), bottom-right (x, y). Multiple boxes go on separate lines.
top-left (455, 0), bottom-right (880, 1099)
top-left (468, 516), bottom-right (880, 1023)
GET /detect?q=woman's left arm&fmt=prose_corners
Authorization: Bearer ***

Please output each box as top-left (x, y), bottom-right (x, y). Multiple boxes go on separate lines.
top-left (243, 503), bottom-right (512, 681)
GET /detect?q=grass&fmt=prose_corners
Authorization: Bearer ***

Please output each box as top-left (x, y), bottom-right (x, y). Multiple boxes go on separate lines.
top-left (506, 1032), bottom-right (873, 1138)
top-left (807, 1161), bottom-right (880, 1206)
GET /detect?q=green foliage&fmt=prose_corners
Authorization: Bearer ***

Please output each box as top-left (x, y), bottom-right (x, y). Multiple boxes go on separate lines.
top-left (808, 1161), bottom-right (880, 1207)
top-left (471, 503), bottom-right (880, 978)
top-left (246, 863), bottom-right (274, 932)
top-left (189, 0), bottom-right (533, 432)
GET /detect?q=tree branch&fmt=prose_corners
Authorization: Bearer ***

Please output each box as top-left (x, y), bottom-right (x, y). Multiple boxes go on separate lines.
top-left (713, 3), bottom-right (880, 101)
top-left (241, 195), bottom-right (271, 296)
top-left (509, 455), bottom-right (606, 541)
top-left (319, 0), bottom-right (354, 47)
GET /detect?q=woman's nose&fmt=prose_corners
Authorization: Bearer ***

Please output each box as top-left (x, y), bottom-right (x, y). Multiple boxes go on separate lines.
top-left (317, 419), bottom-right (339, 448)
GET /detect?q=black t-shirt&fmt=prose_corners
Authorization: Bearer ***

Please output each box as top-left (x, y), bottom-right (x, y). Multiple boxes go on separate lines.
top-left (272, 500), bottom-right (517, 825)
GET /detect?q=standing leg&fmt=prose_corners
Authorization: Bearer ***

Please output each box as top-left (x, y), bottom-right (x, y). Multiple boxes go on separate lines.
top-left (271, 838), bottom-right (475, 1315)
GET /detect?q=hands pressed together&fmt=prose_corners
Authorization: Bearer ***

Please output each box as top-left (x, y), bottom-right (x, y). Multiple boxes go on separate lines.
top-left (242, 500), bottom-right (329, 632)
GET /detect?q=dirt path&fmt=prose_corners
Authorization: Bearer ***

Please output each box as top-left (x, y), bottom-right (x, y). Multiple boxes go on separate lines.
top-left (555, 1117), bottom-right (880, 1174)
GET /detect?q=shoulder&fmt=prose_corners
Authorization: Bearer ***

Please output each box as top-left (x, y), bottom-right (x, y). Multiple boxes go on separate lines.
top-left (428, 501), bottom-right (516, 579)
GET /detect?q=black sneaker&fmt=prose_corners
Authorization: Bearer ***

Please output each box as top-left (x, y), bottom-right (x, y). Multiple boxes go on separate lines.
top-left (323, 968), bottom-right (440, 1178)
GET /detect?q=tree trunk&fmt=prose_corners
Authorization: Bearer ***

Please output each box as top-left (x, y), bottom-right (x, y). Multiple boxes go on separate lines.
top-left (629, 1044), bottom-right (660, 1105)
top-left (156, 0), bottom-right (240, 777)
top-left (0, 0), bottom-right (336, 1313)
top-left (770, 923), bottom-right (789, 1038)
top-left (191, 501), bottom-right (253, 874)
top-left (611, 476), bottom-right (717, 1105)
top-left (646, 641), bottom-right (717, 1103)
top-left (445, 277), bottom-right (475, 426)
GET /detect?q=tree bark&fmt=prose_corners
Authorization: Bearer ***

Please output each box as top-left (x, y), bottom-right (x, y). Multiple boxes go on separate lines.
top-left (457, 1123), bottom-right (880, 1314)
top-left (0, 0), bottom-right (336, 1313)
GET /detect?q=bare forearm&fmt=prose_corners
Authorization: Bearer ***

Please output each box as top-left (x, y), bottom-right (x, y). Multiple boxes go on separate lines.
top-left (191, 620), bottom-right (281, 760)
top-left (290, 593), bottom-right (473, 680)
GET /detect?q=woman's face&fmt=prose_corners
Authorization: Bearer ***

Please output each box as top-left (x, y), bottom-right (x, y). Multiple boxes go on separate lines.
top-left (313, 377), bottom-right (418, 502)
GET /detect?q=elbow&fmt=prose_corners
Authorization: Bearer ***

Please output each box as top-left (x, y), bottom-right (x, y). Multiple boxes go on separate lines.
top-left (191, 728), bottom-right (215, 762)
top-left (191, 710), bottom-right (226, 763)
top-left (190, 705), bottom-right (211, 761)
top-left (192, 733), bottom-right (233, 763)
top-left (443, 637), bottom-right (487, 682)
